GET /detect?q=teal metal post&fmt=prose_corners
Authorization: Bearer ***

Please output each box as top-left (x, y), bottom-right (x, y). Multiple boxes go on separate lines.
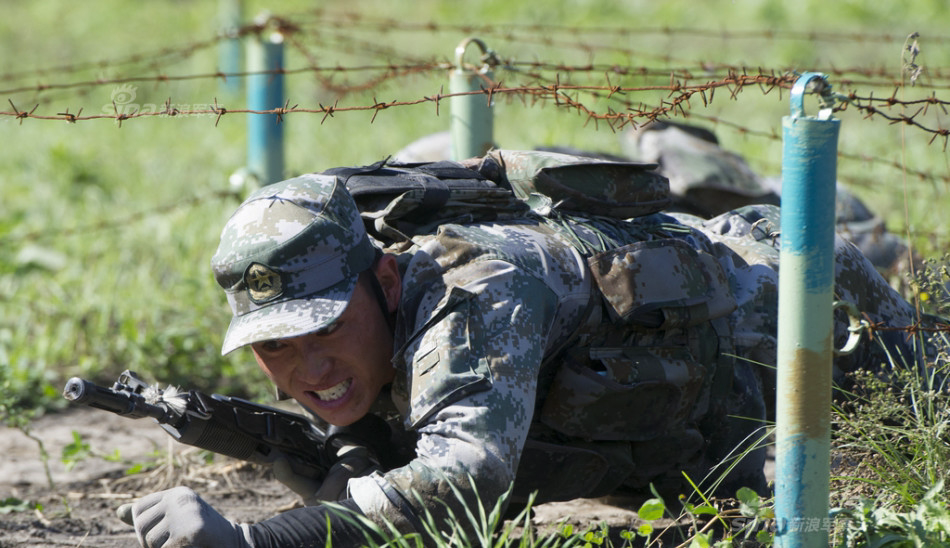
top-left (775, 72), bottom-right (840, 548)
top-left (217, 0), bottom-right (244, 95)
top-left (450, 38), bottom-right (496, 161)
top-left (246, 30), bottom-right (285, 186)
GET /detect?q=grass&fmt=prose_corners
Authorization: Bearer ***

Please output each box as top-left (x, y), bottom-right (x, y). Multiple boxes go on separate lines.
top-left (2, 1), bottom-right (950, 545)
top-left (317, 478), bottom-right (777, 548)
top-left (827, 331), bottom-right (950, 544)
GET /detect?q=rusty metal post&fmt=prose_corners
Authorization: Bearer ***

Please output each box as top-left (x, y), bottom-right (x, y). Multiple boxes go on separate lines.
top-left (775, 72), bottom-right (840, 548)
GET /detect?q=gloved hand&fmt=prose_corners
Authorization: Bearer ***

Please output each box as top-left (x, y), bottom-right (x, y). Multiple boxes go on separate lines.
top-left (116, 486), bottom-right (254, 548)
top-left (272, 444), bottom-right (380, 506)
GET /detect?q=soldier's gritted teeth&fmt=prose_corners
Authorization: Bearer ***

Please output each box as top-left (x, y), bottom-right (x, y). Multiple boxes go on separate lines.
top-left (311, 377), bottom-right (352, 402)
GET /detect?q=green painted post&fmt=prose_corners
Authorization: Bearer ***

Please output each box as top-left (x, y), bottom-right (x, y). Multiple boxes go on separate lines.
top-left (246, 28), bottom-right (285, 187)
top-left (775, 72), bottom-right (840, 548)
top-left (450, 38), bottom-right (496, 161)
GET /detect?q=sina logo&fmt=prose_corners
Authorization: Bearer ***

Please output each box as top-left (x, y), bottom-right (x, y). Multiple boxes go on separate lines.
top-left (111, 84), bottom-right (137, 105)
top-left (105, 84), bottom-right (139, 116)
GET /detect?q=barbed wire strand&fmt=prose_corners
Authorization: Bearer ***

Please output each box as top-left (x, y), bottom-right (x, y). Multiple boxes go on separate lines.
top-left (10, 13), bottom-right (950, 84)
top-left (5, 71), bottom-right (949, 192)
top-left (0, 189), bottom-right (239, 247)
top-left (2, 17), bottom-right (949, 220)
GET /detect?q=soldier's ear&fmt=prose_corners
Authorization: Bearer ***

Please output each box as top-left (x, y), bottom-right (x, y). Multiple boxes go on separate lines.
top-left (373, 254), bottom-right (402, 313)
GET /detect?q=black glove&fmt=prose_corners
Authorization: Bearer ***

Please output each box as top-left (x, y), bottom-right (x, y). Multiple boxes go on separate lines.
top-left (273, 443), bottom-right (380, 505)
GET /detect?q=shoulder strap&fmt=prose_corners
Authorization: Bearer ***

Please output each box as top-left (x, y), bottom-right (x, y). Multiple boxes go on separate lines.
top-left (321, 158), bottom-right (529, 245)
top-left (321, 150), bottom-right (673, 246)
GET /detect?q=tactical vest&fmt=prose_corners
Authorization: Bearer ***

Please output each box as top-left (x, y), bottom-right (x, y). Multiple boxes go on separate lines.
top-left (323, 150), bottom-right (737, 502)
top-left (521, 233), bottom-right (738, 502)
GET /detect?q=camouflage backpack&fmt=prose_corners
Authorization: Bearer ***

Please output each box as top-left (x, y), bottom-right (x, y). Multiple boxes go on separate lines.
top-left (321, 149), bottom-right (672, 246)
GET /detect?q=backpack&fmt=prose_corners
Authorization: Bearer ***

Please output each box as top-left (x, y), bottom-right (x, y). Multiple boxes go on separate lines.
top-left (321, 149), bottom-right (671, 246)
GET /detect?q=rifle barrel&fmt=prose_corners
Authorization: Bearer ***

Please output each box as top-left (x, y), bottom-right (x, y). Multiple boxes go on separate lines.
top-left (63, 377), bottom-right (170, 421)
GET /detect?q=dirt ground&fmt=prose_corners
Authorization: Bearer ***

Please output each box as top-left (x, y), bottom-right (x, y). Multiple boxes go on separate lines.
top-left (0, 407), bottom-right (769, 547)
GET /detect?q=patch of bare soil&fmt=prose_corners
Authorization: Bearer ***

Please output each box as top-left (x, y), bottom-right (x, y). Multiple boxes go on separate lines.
top-left (0, 408), bottom-right (764, 547)
top-left (0, 407), bottom-right (300, 547)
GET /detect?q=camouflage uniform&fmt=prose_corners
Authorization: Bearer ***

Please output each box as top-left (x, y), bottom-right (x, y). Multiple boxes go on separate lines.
top-left (211, 167), bottom-right (926, 540)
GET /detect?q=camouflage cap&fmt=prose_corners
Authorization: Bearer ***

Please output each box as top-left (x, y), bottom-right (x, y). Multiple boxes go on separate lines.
top-left (211, 173), bottom-right (376, 355)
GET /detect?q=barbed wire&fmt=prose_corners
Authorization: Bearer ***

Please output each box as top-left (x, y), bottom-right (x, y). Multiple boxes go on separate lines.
top-left (0, 17), bottom-right (294, 85)
top-left (10, 67), bottom-right (947, 149)
top-left (8, 12), bottom-right (948, 86)
top-left (0, 31), bottom-right (229, 85)
top-left (3, 13), bottom-right (949, 190)
top-left (503, 60), bottom-right (950, 86)
top-left (0, 189), bottom-right (239, 247)
top-left (684, 112), bottom-right (950, 186)
top-left (0, 66), bottom-right (942, 116)
top-left (7, 11), bottom-right (950, 94)
top-left (297, 20), bottom-right (950, 84)
top-left (0, 62), bottom-right (446, 98)
top-left (864, 319), bottom-right (950, 339)
top-left (290, 11), bottom-right (950, 46)
top-left (0, 72), bottom-right (793, 124)
top-left (4, 11), bottom-right (947, 135)
top-left (285, 10), bottom-right (950, 68)
top-left (11, 59), bottom-right (950, 104)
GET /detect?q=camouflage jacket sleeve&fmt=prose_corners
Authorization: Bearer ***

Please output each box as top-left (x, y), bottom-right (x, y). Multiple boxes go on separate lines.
top-left (347, 221), bottom-right (593, 535)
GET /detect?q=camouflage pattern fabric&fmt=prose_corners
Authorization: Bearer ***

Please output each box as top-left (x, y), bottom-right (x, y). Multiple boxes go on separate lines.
top-left (484, 149), bottom-right (671, 218)
top-left (347, 203), bottom-right (929, 535)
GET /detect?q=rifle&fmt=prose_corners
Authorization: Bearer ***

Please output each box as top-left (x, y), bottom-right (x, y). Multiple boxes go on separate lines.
top-left (62, 370), bottom-right (390, 483)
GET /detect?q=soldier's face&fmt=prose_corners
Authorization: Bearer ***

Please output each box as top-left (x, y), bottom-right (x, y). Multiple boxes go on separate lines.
top-left (250, 257), bottom-right (401, 426)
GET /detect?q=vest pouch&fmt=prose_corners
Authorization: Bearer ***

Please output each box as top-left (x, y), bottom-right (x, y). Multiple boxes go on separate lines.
top-left (539, 352), bottom-right (685, 441)
top-left (485, 149), bottom-right (671, 218)
top-left (512, 440), bottom-right (608, 504)
top-left (587, 238), bottom-right (737, 328)
top-left (625, 427), bottom-right (706, 489)
top-left (513, 438), bottom-right (639, 504)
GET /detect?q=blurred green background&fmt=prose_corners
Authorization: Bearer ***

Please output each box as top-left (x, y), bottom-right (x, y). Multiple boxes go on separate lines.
top-left (2, 0), bottom-right (949, 413)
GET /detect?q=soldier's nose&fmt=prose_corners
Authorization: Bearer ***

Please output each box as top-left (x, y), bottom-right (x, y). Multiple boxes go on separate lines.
top-left (294, 354), bottom-right (334, 385)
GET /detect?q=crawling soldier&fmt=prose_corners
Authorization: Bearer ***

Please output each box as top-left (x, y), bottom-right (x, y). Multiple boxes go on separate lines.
top-left (117, 152), bottom-right (935, 547)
